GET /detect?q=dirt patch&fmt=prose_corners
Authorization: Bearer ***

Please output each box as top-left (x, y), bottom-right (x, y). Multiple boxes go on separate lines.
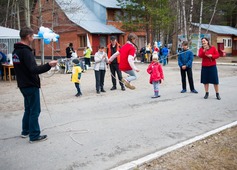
top-left (138, 125), bottom-right (237, 170)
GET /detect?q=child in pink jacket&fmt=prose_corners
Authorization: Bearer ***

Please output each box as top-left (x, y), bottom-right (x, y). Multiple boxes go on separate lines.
top-left (147, 52), bottom-right (164, 98)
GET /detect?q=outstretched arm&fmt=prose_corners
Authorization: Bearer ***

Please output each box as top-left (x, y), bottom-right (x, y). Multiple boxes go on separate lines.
top-left (128, 55), bottom-right (139, 72)
top-left (108, 51), bottom-right (119, 62)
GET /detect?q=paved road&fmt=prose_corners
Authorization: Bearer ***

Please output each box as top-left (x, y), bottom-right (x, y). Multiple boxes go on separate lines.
top-left (0, 61), bottom-right (236, 170)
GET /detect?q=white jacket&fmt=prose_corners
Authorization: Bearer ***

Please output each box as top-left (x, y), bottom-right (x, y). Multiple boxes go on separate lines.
top-left (94, 51), bottom-right (108, 71)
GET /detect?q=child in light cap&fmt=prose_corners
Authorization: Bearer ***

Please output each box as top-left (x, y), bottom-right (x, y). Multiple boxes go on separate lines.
top-left (147, 51), bottom-right (164, 98)
top-left (71, 59), bottom-right (82, 97)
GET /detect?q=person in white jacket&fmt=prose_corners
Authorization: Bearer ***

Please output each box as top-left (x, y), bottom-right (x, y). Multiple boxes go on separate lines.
top-left (94, 46), bottom-right (108, 94)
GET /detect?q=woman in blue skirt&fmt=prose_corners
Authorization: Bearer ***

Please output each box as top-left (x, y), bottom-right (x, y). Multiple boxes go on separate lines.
top-left (198, 38), bottom-right (221, 100)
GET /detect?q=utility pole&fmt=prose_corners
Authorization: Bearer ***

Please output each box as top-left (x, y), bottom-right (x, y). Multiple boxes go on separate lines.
top-left (39, 0), bottom-right (44, 64)
top-left (51, 0), bottom-right (55, 60)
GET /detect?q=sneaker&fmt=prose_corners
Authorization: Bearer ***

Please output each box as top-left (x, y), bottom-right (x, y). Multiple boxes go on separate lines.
top-left (191, 89), bottom-right (198, 93)
top-left (121, 86), bottom-right (125, 91)
top-left (110, 86), bottom-right (117, 90)
top-left (20, 134), bottom-right (29, 138)
top-left (96, 90), bottom-right (100, 94)
top-left (180, 89), bottom-right (187, 93)
top-left (122, 78), bottom-right (135, 90)
top-left (29, 135), bottom-right (47, 143)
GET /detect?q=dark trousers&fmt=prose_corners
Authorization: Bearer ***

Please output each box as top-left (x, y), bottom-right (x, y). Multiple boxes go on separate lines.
top-left (109, 63), bottom-right (123, 88)
top-left (94, 70), bottom-right (106, 91)
top-left (180, 67), bottom-right (195, 91)
top-left (20, 87), bottom-right (41, 141)
top-left (75, 83), bottom-right (81, 94)
top-left (84, 58), bottom-right (91, 68)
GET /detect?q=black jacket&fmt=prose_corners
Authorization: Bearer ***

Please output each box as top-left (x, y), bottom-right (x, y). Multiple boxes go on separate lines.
top-left (12, 43), bottom-right (51, 88)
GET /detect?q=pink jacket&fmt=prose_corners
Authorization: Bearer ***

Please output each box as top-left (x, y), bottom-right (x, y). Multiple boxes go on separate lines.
top-left (147, 61), bottom-right (164, 84)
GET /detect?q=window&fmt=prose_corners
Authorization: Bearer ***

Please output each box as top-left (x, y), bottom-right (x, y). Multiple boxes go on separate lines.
top-left (55, 39), bottom-right (60, 50)
top-left (79, 35), bottom-right (86, 47)
top-left (223, 38), bottom-right (232, 48)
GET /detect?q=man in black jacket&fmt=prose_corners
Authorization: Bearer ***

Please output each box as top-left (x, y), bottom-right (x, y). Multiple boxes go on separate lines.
top-left (12, 27), bottom-right (57, 143)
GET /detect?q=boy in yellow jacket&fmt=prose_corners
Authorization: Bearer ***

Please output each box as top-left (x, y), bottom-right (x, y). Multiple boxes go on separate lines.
top-left (71, 59), bottom-right (82, 97)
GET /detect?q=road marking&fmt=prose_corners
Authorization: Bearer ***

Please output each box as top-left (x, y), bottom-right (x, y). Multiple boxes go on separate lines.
top-left (111, 120), bottom-right (237, 170)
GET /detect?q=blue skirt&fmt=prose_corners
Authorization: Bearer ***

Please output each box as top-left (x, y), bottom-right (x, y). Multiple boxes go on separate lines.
top-left (201, 65), bottom-right (219, 84)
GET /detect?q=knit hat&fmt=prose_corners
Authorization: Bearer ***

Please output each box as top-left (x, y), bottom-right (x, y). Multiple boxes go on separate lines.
top-left (152, 52), bottom-right (158, 60)
top-left (72, 58), bottom-right (79, 64)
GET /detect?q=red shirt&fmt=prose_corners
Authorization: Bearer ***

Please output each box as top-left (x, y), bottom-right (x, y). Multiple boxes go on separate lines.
top-left (119, 43), bottom-right (136, 71)
top-left (198, 46), bottom-right (219, 67)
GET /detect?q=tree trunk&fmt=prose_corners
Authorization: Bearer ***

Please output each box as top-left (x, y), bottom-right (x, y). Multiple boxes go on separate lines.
top-left (24, 0), bottom-right (30, 27)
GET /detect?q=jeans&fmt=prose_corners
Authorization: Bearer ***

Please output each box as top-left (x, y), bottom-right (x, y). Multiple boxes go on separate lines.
top-left (124, 70), bottom-right (137, 82)
top-left (153, 81), bottom-right (160, 91)
top-left (20, 87), bottom-right (41, 141)
top-left (94, 70), bottom-right (106, 91)
top-left (162, 55), bottom-right (167, 65)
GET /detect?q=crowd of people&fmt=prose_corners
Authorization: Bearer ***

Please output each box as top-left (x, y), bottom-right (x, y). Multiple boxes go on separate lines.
top-left (10, 27), bottom-right (221, 143)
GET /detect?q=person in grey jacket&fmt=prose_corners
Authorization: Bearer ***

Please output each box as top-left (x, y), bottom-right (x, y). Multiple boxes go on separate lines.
top-left (178, 41), bottom-right (198, 94)
top-left (94, 46), bottom-right (108, 94)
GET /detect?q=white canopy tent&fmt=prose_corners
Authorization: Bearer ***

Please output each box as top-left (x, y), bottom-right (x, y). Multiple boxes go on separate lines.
top-left (0, 26), bottom-right (20, 55)
top-left (0, 26), bottom-right (45, 64)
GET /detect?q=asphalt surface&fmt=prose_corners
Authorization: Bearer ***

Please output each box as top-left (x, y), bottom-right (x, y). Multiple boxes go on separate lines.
top-left (0, 59), bottom-right (237, 170)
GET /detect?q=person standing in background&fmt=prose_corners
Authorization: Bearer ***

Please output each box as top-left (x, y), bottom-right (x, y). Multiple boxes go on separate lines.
top-left (65, 43), bottom-right (74, 73)
top-left (161, 45), bottom-right (169, 66)
top-left (12, 27), bottom-right (57, 143)
top-left (84, 47), bottom-right (92, 69)
top-left (198, 37), bottom-right (221, 100)
top-left (107, 36), bottom-right (125, 91)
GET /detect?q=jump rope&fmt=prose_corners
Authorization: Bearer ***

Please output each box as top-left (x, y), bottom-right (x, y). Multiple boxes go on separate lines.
top-left (39, 43), bottom-right (198, 145)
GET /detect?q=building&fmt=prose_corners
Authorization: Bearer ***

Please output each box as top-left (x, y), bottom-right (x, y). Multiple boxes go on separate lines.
top-left (32, 0), bottom-right (146, 59)
top-left (192, 23), bottom-right (237, 56)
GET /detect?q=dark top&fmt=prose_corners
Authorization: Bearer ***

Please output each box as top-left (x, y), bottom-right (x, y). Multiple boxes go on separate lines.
top-left (12, 43), bottom-right (51, 88)
top-left (66, 46), bottom-right (74, 58)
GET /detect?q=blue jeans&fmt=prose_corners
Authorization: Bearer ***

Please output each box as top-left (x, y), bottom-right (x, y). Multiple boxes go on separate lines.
top-left (124, 70), bottom-right (137, 82)
top-left (20, 87), bottom-right (41, 141)
top-left (152, 81), bottom-right (160, 92)
top-left (162, 55), bottom-right (167, 65)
